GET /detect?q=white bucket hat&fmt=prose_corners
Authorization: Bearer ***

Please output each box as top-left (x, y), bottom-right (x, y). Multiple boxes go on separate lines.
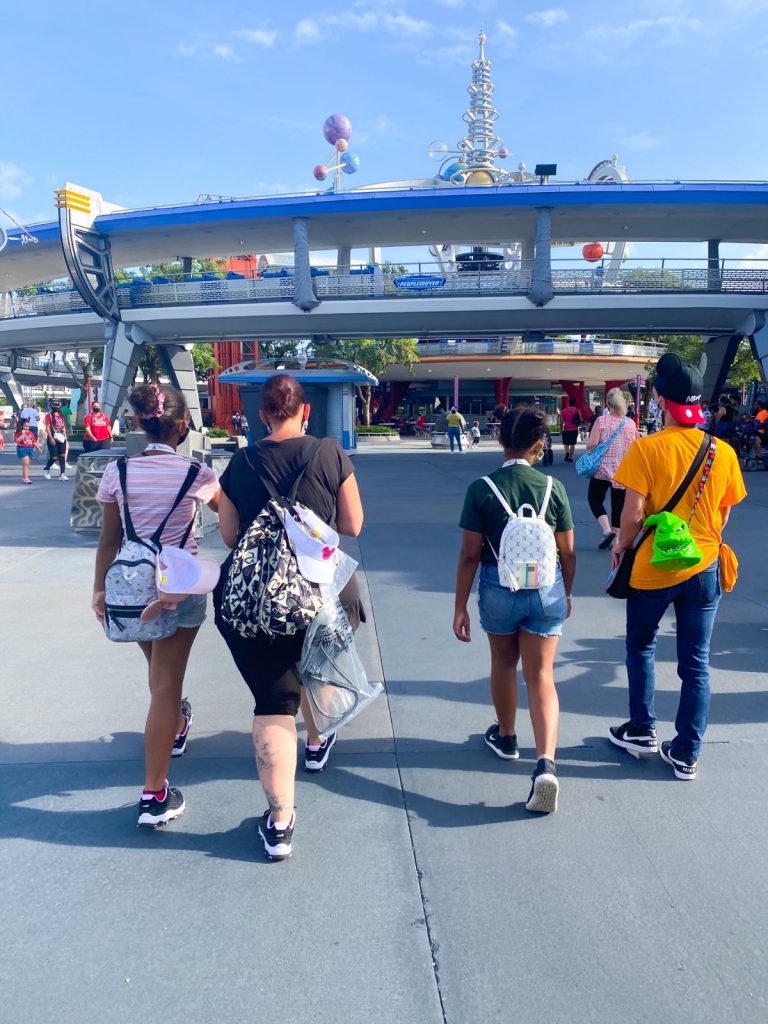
top-left (280, 504), bottom-right (339, 584)
top-left (156, 546), bottom-right (221, 596)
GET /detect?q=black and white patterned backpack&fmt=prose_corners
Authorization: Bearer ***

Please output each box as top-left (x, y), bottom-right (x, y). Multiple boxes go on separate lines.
top-left (103, 457), bottom-right (200, 642)
top-left (483, 473), bottom-right (558, 591)
top-left (220, 440), bottom-right (324, 638)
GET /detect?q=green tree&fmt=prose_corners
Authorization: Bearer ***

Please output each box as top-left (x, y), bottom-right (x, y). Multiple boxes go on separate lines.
top-left (727, 339), bottom-right (760, 391)
top-left (313, 337), bottom-right (419, 425)
top-left (191, 343), bottom-right (216, 380)
top-left (257, 339), bottom-right (301, 361)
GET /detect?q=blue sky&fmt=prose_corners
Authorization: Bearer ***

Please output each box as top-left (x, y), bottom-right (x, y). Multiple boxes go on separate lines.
top-left (1, 0), bottom-right (767, 262)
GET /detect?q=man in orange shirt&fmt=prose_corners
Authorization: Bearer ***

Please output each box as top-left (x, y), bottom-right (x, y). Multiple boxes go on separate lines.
top-left (608, 354), bottom-right (746, 780)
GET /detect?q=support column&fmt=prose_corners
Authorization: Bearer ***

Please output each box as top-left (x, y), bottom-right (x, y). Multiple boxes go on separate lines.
top-left (376, 381), bottom-right (411, 423)
top-left (701, 333), bottom-right (744, 403)
top-left (293, 218), bottom-right (319, 311)
top-left (493, 377), bottom-right (511, 408)
top-left (558, 380), bottom-right (591, 420)
top-left (0, 372), bottom-right (24, 413)
top-left (181, 256), bottom-right (193, 280)
top-left (707, 239), bottom-right (721, 292)
top-left (528, 208), bottom-right (553, 306)
top-left (337, 245), bottom-right (352, 274)
top-left (750, 319), bottom-right (768, 383)
top-left (100, 322), bottom-right (144, 422)
top-left (159, 344), bottom-right (203, 430)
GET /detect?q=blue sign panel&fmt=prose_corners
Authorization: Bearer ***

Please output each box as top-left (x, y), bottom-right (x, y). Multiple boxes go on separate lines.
top-left (394, 275), bottom-right (446, 291)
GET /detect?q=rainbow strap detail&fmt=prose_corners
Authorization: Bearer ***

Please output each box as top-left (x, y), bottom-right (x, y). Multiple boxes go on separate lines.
top-left (520, 562), bottom-right (540, 588)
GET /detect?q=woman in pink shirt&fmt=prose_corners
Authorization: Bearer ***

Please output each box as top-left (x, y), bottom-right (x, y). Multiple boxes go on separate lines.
top-left (585, 387), bottom-right (638, 549)
top-left (92, 384), bottom-right (220, 829)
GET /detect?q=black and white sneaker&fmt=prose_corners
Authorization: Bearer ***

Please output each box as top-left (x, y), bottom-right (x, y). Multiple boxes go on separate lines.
top-left (659, 741), bottom-right (698, 781)
top-left (484, 723), bottom-right (520, 760)
top-left (525, 758), bottom-right (559, 814)
top-left (258, 810), bottom-right (295, 861)
top-left (609, 721), bottom-right (659, 758)
top-left (137, 784), bottom-right (185, 829)
top-left (304, 732), bottom-right (337, 772)
top-left (171, 698), bottom-right (193, 758)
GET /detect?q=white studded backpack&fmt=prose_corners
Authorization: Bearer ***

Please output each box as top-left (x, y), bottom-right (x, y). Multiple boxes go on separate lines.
top-left (482, 474), bottom-right (558, 591)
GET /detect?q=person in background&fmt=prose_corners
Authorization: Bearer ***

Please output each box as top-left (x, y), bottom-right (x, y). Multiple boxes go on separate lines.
top-left (446, 406), bottom-right (466, 453)
top-left (21, 401), bottom-right (40, 440)
top-left (43, 399), bottom-right (69, 480)
top-left (560, 399), bottom-right (581, 462)
top-left (751, 399), bottom-right (768, 457)
top-left (92, 383), bottom-right (220, 828)
top-left (471, 420), bottom-right (481, 447)
top-left (589, 405), bottom-right (602, 430)
top-left (14, 420), bottom-right (41, 484)
top-left (609, 354), bottom-right (746, 781)
top-left (713, 394), bottom-right (736, 442)
top-left (586, 388), bottom-right (638, 550)
top-left (214, 374), bottom-right (365, 861)
top-left (454, 405), bottom-right (576, 814)
top-left (231, 411), bottom-right (241, 436)
top-left (699, 400), bottom-right (713, 432)
top-left (417, 413), bottom-right (427, 434)
top-left (239, 411), bottom-right (249, 437)
top-left (83, 401), bottom-right (113, 453)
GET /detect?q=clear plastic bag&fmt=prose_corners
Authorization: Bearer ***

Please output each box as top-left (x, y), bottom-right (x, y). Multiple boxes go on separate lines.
top-left (300, 588), bottom-right (382, 739)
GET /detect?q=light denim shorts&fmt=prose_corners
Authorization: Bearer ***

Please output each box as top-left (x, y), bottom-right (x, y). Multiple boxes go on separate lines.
top-left (176, 593), bottom-right (207, 629)
top-left (478, 564), bottom-right (567, 637)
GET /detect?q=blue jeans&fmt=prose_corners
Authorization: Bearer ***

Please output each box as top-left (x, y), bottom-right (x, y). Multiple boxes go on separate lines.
top-left (625, 563), bottom-right (721, 758)
top-left (447, 426), bottom-right (463, 451)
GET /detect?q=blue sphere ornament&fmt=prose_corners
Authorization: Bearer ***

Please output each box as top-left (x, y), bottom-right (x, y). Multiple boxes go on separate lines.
top-left (440, 160), bottom-right (468, 182)
top-left (340, 151), bottom-right (360, 175)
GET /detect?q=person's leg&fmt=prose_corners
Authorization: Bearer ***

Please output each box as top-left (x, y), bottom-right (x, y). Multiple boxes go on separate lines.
top-left (487, 632), bottom-right (520, 735)
top-left (448, 427), bottom-right (455, 452)
top-left (143, 626), bottom-right (200, 791)
top-left (57, 450), bottom-right (66, 475)
top-left (21, 454), bottom-right (30, 482)
top-left (44, 443), bottom-right (56, 471)
top-left (519, 631), bottom-right (560, 759)
top-left (139, 639), bottom-right (185, 736)
top-left (457, 429), bottom-right (463, 452)
top-left (672, 568), bottom-right (721, 759)
top-left (610, 486), bottom-right (626, 535)
top-left (625, 587), bottom-right (672, 731)
top-left (587, 478), bottom-right (611, 537)
top-left (300, 687), bottom-right (322, 747)
top-left (253, 715), bottom-right (298, 823)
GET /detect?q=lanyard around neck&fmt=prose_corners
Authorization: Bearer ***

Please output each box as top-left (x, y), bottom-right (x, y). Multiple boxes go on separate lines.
top-left (502, 458), bottom-right (531, 468)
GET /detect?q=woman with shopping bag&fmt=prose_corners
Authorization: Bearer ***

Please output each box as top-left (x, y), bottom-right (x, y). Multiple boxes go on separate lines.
top-left (579, 388), bottom-right (638, 550)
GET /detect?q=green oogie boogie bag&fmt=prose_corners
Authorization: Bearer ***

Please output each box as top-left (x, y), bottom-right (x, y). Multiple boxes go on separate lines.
top-left (644, 511), bottom-right (703, 570)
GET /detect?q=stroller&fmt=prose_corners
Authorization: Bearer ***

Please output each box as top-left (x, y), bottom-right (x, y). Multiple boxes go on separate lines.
top-left (541, 430), bottom-right (554, 467)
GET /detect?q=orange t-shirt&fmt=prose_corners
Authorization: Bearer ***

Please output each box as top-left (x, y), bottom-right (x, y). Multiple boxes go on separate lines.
top-left (613, 426), bottom-right (746, 590)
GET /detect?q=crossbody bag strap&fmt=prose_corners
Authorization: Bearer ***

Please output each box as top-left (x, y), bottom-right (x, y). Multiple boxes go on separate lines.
top-left (148, 462), bottom-right (201, 547)
top-left (606, 418), bottom-right (627, 445)
top-left (632, 433), bottom-right (711, 554)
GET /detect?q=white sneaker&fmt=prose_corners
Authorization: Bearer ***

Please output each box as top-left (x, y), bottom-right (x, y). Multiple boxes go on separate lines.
top-left (44, 471), bottom-right (51, 480)
top-left (59, 474), bottom-right (69, 481)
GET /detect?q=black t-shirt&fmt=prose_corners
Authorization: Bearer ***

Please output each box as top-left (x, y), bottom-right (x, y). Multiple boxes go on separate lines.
top-left (219, 436), bottom-right (354, 532)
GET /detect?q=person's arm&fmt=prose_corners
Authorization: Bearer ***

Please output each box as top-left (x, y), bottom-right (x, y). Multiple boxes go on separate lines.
top-left (206, 488), bottom-right (221, 513)
top-left (612, 488), bottom-right (646, 567)
top-left (92, 502), bottom-right (123, 623)
top-left (554, 530), bottom-right (575, 617)
top-left (335, 473), bottom-right (364, 537)
top-left (83, 416), bottom-right (96, 442)
top-left (218, 491), bottom-right (240, 549)
top-left (45, 414), bottom-right (54, 442)
top-left (453, 529), bottom-right (483, 642)
top-left (586, 420), bottom-right (600, 452)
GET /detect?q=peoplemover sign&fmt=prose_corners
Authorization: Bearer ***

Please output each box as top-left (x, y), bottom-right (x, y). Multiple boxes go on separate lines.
top-left (394, 275), bottom-right (446, 291)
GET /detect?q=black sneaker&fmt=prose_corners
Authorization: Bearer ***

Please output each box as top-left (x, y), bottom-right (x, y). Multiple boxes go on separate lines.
top-left (609, 721), bottom-right (659, 757)
top-left (525, 758), bottom-right (559, 814)
top-left (599, 533), bottom-right (615, 550)
top-left (258, 810), bottom-right (295, 861)
top-left (659, 741), bottom-right (698, 781)
top-left (171, 698), bottom-right (193, 758)
top-left (137, 784), bottom-right (185, 829)
top-left (484, 724), bottom-right (520, 760)
top-left (304, 731), bottom-right (337, 772)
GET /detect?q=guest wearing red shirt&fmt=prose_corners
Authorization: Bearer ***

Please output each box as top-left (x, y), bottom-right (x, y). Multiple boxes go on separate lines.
top-left (560, 400), bottom-right (581, 463)
top-left (83, 403), bottom-right (113, 452)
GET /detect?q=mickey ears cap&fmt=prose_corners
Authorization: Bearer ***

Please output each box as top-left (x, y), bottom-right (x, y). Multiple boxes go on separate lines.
top-left (654, 353), bottom-right (706, 425)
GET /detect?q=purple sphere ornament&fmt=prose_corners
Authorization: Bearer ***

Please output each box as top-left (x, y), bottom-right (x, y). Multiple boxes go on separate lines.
top-left (313, 164), bottom-right (328, 182)
top-left (498, 147), bottom-right (509, 159)
top-left (323, 114), bottom-right (352, 145)
top-left (339, 151), bottom-right (360, 175)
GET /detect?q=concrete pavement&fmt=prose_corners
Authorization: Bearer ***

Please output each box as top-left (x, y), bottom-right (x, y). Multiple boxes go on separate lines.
top-left (1, 441), bottom-right (766, 1024)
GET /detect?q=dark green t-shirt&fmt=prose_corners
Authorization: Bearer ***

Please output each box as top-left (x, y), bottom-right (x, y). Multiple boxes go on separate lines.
top-left (459, 464), bottom-right (574, 566)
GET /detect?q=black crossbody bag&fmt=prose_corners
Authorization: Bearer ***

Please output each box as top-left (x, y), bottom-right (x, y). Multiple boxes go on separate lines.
top-left (606, 434), bottom-right (710, 599)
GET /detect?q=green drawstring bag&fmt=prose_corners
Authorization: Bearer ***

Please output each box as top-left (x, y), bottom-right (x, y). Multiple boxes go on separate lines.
top-left (644, 511), bottom-right (703, 570)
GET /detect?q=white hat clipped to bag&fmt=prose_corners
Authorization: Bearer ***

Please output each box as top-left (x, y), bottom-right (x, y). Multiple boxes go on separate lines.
top-left (156, 546), bottom-right (221, 597)
top-left (280, 504), bottom-right (339, 584)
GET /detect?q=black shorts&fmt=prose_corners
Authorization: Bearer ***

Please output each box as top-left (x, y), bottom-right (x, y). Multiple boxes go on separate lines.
top-left (561, 430), bottom-right (578, 445)
top-left (83, 438), bottom-right (112, 452)
top-left (47, 440), bottom-right (67, 457)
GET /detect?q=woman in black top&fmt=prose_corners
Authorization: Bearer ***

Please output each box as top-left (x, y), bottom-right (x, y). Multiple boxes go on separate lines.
top-left (215, 374), bottom-right (364, 861)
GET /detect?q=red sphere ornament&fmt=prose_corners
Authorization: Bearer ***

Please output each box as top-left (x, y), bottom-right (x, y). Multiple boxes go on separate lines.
top-left (582, 242), bottom-right (604, 263)
top-left (313, 164), bottom-right (328, 182)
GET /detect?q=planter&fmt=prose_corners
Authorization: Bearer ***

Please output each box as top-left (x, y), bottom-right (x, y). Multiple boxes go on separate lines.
top-left (357, 434), bottom-right (401, 445)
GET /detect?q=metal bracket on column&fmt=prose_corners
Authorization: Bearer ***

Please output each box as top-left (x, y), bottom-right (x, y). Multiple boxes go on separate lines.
top-left (158, 344), bottom-right (203, 430)
top-left (528, 207), bottom-right (554, 307)
top-left (100, 322), bottom-right (146, 420)
top-left (293, 218), bottom-right (320, 311)
top-left (56, 185), bottom-right (120, 324)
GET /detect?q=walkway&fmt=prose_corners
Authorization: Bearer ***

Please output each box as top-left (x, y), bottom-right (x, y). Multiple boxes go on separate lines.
top-left (1, 444), bottom-right (766, 1023)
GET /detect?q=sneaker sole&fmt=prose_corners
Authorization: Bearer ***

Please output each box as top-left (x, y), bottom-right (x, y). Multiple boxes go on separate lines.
top-left (304, 733), bottom-right (337, 772)
top-left (258, 827), bottom-right (292, 860)
top-left (659, 745), bottom-right (697, 781)
top-left (137, 801), bottom-right (186, 829)
top-left (526, 773), bottom-right (559, 814)
top-left (608, 731), bottom-right (659, 759)
top-left (484, 735), bottom-right (520, 760)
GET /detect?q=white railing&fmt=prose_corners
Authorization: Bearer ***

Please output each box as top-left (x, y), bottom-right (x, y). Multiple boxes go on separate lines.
top-left (0, 290), bottom-right (90, 319)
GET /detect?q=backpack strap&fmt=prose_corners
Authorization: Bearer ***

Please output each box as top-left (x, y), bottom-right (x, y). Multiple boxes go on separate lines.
top-left (116, 458), bottom-right (140, 543)
top-left (149, 462), bottom-right (201, 548)
top-left (482, 476), bottom-right (515, 518)
top-left (538, 475), bottom-right (554, 520)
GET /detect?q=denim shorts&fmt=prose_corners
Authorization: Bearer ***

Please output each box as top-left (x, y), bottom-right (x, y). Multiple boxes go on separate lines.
top-left (478, 564), bottom-right (567, 637)
top-left (16, 446), bottom-right (34, 460)
top-left (176, 594), bottom-right (207, 629)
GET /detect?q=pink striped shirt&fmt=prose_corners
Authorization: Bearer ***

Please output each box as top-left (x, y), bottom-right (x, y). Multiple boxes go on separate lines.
top-left (97, 454), bottom-right (219, 554)
top-left (591, 414), bottom-right (638, 487)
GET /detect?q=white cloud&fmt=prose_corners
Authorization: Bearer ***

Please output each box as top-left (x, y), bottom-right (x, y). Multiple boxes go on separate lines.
top-left (295, 8), bottom-right (432, 45)
top-left (495, 19), bottom-right (519, 43)
top-left (526, 8), bottom-right (569, 28)
top-left (433, 0), bottom-right (466, 7)
top-left (381, 11), bottom-right (432, 36)
top-left (589, 15), bottom-right (703, 43)
top-left (623, 130), bottom-right (662, 151)
top-left (0, 162), bottom-right (30, 201)
top-left (295, 17), bottom-right (325, 44)
top-left (235, 28), bottom-right (278, 48)
top-left (212, 44), bottom-right (242, 62)
top-left (418, 43), bottom-right (474, 65)
top-left (176, 42), bottom-right (198, 57)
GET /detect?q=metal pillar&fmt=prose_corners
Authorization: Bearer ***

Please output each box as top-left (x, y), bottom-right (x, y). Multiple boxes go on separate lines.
top-left (293, 218), bottom-right (319, 311)
top-left (707, 239), bottom-right (721, 291)
top-left (337, 245), bottom-right (352, 273)
top-left (528, 209), bottom-right (553, 307)
top-left (100, 323), bottom-right (144, 421)
top-left (159, 345), bottom-right (203, 430)
top-left (749, 319), bottom-right (768, 383)
top-left (701, 333), bottom-right (745, 403)
top-left (0, 371), bottom-right (24, 413)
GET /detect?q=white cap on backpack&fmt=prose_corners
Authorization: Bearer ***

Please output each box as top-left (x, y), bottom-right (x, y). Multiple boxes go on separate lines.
top-left (280, 505), bottom-right (339, 584)
top-left (156, 546), bottom-right (221, 596)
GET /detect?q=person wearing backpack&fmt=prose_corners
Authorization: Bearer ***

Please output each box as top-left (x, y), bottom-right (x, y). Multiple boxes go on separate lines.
top-left (92, 384), bottom-right (220, 828)
top-left (453, 406), bottom-right (576, 814)
top-left (585, 388), bottom-right (638, 550)
top-left (214, 373), bottom-right (364, 861)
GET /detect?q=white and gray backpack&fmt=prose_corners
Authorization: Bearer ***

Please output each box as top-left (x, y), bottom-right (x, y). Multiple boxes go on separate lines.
top-left (103, 457), bottom-right (200, 642)
top-left (483, 474), bottom-right (558, 591)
